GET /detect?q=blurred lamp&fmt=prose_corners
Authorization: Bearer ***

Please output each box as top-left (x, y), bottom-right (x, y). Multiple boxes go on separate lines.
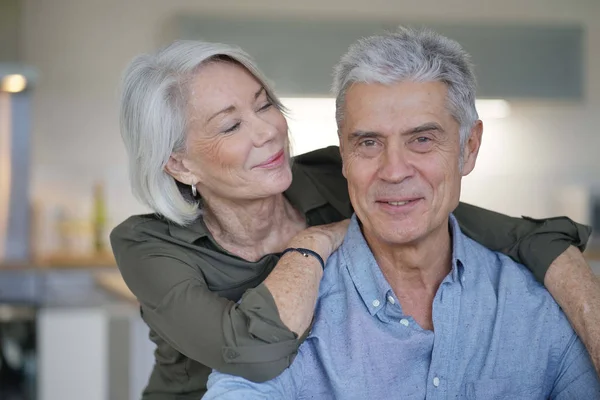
top-left (1, 74), bottom-right (27, 93)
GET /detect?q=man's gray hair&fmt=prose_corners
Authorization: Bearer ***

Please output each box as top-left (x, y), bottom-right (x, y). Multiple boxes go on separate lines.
top-left (120, 40), bottom-right (284, 225)
top-left (333, 26), bottom-right (479, 152)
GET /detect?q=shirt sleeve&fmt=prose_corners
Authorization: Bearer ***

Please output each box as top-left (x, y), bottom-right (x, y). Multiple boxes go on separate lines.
top-left (111, 237), bottom-right (302, 382)
top-left (204, 366), bottom-right (300, 400)
top-left (453, 202), bottom-right (592, 283)
top-left (550, 334), bottom-right (600, 399)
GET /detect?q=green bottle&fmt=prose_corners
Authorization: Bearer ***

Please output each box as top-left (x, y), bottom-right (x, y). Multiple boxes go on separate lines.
top-left (92, 182), bottom-right (107, 254)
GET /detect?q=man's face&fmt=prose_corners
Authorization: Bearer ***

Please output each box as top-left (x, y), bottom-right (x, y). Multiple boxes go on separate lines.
top-left (339, 80), bottom-right (482, 247)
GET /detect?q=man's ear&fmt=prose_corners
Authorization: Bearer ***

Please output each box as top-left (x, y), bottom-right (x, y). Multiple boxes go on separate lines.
top-left (461, 120), bottom-right (483, 176)
top-left (164, 153), bottom-right (197, 186)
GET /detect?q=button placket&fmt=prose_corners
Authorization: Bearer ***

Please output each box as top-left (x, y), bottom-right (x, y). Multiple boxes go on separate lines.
top-left (430, 281), bottom-right (458, 397)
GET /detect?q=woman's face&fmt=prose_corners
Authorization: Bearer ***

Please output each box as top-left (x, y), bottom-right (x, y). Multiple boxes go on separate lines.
top-left (168, 61), bottom-right (291, 204)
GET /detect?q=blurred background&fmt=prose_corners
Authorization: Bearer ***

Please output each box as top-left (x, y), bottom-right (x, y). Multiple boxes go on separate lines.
top-left (0, 0), bottom-right (599, 399)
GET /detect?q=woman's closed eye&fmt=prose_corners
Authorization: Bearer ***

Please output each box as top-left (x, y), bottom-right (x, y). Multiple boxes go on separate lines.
top-left (257, 101), bottom-right (273, 112)
top-left (222, 121), bottom-right (241, 134)
top-left (220, 99), bottom-right (273, 133)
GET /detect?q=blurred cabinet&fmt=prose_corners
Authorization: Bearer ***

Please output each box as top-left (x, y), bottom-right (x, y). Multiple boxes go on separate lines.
top-left (0, 0), bottom-right (20, 62)
top-left (176, 16), bottom-right (583, 100)
top-left (38, 305), bottom-right (153, 400)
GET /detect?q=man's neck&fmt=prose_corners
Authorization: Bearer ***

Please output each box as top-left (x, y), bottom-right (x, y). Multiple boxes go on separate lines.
top-left (364, 219), bottom-right (453, 330)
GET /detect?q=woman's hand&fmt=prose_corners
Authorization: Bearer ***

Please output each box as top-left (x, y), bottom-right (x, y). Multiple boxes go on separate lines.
top-left (287, 219), bottom-right (351, 262)
top-left (264, 219), bottom-right (350, 336)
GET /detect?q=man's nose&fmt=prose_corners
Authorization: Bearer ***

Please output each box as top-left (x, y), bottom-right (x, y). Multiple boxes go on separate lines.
top-left (378, 146), bottom-right (414, 183)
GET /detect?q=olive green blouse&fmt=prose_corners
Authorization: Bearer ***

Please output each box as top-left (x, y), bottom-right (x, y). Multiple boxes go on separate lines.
top-left (110, 146), bottom-right (591, 399)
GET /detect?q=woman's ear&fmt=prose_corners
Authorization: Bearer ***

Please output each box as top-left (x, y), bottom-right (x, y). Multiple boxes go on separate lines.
top-left (165, 153), bottom-right (196, 186)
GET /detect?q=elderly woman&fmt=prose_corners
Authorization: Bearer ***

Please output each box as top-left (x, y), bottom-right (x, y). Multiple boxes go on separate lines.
top-left (111, 40), bottom-right (599, 399)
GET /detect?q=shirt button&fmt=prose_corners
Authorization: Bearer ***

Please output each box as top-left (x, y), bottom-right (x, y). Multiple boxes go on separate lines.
top-left (400, 319), bottom-right (409, 327)
top-left (433, 377), bottom-right (440, 387)
top-left (225, 349), bottom-right (239, 360)
top-left (387, 295), bottom-right (395, 305)
top-left (372, 299), bottom-right (380, 307)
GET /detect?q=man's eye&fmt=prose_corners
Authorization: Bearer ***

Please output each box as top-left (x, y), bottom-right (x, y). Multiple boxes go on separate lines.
top-left (360, 139), bottom-right (377, 147)
top-left (416, 137), bottom-right (431, 143)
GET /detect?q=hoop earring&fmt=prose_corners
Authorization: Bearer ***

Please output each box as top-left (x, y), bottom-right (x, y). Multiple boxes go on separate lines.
top-left (191, 184), bottom-right (197, 197)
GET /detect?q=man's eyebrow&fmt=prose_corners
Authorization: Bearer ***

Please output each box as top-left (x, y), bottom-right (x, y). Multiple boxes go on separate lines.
top-left (405, 122), bottom-right (444, 135)
top-left (348, 130), bottom-right (385, 140)
top-left (349, 123), bottom-right (444, 139)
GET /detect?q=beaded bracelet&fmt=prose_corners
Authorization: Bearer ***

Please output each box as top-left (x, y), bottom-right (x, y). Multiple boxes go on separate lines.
top-left (280, 247), bottom-right (325, 270)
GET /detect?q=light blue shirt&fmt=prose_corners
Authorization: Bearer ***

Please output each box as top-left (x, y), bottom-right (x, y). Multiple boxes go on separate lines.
top-left (205, 214), bottom-right (600, 399)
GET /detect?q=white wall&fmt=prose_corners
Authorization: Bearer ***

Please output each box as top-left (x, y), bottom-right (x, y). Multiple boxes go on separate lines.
top-left (38, 309), bottom-right (108, 400)
top-left (21, 0), bottom-right (600, 253)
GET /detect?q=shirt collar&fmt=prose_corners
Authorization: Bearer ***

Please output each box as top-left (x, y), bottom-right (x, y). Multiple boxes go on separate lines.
top-left (340, 213), bottom-right (469, 316)
top-left (340, 215), bottom-right (394, 317)
top-left (168, 160), bottom-right (329, 244)
top-left (167, 213), bottom-right (210, 243)
top-left (448, 214), bottom-right (469, 286)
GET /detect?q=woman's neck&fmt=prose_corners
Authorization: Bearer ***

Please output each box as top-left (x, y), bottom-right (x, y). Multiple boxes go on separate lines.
top-left (202, 193), bottom-right (307, 261)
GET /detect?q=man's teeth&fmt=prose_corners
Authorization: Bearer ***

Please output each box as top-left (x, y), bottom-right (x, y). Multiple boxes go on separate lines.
top-left (387, 201), bottom-right (410, 206)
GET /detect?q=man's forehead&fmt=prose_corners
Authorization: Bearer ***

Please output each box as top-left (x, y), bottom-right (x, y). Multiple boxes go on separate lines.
top-left (345, 80), bottom-right (448, 103)
top-left (342, 81), bottom-right (452, 129)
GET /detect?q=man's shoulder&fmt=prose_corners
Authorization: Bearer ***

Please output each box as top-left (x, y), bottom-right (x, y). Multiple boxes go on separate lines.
top-left (459, 232), bottom-right (592, 386)
top-left (461, 233), bottom-right (545, 291)
top-left (460, 233), bottom-right (567, 325)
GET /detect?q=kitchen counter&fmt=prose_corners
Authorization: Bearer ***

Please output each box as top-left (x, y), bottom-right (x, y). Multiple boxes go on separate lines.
top-left (0, 251), bottom-right (116, 270)
top-left (0, 268), bottom-right (133, 308)
top-left (94, 270), bottom-right (136, 303)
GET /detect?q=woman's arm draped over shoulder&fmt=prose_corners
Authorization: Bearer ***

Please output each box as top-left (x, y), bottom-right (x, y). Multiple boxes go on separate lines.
top-left (113, 239), bottom-right (299, 383)
top-left (454, 202), bottom-right (599, 375)
top-left (111, 218), bottom-right (348, 383)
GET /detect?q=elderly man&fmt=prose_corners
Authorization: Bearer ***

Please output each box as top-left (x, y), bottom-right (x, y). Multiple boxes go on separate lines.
top-left (204, 27), bottom-right (600, 399)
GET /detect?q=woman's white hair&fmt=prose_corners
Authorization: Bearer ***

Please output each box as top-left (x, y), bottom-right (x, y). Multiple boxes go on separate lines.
top-left (333, 26), bottom-right (479, 159)
top-left (120, 40), bottom-right (284, 226)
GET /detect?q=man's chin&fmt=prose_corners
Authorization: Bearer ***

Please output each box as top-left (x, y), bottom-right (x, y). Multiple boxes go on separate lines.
top-left (369, 222), bottom-right (426, 246)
